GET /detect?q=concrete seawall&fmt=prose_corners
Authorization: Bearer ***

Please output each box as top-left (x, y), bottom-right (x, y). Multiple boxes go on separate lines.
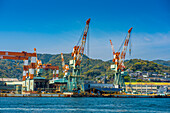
top-left (0, 93), bottom-right (169, 98)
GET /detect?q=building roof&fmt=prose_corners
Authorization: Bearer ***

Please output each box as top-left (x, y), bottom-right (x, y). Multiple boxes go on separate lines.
top-left (53, 78), bottom-right (68, 83)
top-left (33, 77), bottom-right (46, 80)
top-left (96, 88), bottom-right (122, 92)
top-left (136, 71), bottom-right (142, 73)
top-left (0, 78), bottom-right (19, 82)
top-left (6, 81), bottom-right (23, 85)
top-left (90, 84), bottom-right (114, 88)
top-left (125, 82), bottom-right (170, 85)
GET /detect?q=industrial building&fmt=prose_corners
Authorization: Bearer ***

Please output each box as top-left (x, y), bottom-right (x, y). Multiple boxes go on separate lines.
top-left (125, 82), bottom-right (170, 94)
top-left (0, 78), bottom-right (22, 93)
top-left (23, 77), bottom-right (49, 92)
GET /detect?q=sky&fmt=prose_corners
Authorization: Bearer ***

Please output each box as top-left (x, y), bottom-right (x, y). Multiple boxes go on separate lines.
top-left (0, 0), bottom-right (169, 61)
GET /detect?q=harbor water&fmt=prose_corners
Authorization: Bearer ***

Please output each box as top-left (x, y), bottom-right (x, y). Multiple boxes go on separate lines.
top-left (0, 97), bottom-right (170, 113)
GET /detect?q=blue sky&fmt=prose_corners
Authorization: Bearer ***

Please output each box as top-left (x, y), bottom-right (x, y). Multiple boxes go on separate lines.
top-left (0, 0), bottom-right (169, 61)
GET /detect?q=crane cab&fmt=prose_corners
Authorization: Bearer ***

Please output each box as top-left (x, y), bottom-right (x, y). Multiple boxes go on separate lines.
top-left (69, 60), bottom-right (75, 68)
top-left (121, 71), bottom-right (128, 76)
top-left (111, 64), bottom-right (117, 71)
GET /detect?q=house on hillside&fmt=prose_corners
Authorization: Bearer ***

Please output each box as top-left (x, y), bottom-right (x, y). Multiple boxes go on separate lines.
top-left (142, 71), bottom-right (148, 78)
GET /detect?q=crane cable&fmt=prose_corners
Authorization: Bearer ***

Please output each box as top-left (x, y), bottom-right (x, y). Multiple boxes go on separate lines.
top-left (76, 28), bottom-right (85, 46)
top-left (129, 35), bottom-right (132, 56)
top-left (118, 35), bottom-right (127, 52)
top-left (87, 27), bottom-right (90, 68)
top-left (83, 27), bottom-right (89, 67)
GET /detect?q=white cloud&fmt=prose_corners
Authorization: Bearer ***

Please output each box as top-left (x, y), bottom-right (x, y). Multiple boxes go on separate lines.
top-left (144, 37), bottom-right (151, 41)
top-left (88, 31), bottom-right (170, 61)
top-left (0, 31), bottom-right (169, 61)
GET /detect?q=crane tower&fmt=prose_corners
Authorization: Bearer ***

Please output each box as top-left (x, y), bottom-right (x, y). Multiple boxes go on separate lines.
top-left (68, 18), bottom-right (90, 92)
top-left (110, 27), bottom-right (133, 90)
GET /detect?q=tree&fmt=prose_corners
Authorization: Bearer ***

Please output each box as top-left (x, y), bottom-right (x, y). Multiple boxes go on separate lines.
top-left (124, 76), bottom-right (130, 82)
top-left (136, 79), bottom-right (142, 82)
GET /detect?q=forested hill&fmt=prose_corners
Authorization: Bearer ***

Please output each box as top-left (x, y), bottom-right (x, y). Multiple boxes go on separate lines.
top-left (124, 59), bottom-right (170, 73)
top-left (0, 53), bottom-right (169, 80)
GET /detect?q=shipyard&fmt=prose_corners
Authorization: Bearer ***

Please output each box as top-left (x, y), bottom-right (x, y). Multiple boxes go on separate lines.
top-left (0, 0), bottom-right (170, 112)
top-left (0, 18), bottom-right (169, 98)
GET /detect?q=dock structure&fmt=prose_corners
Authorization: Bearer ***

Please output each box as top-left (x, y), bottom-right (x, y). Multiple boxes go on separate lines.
top-left (0, 92), bottom-right (169, 98)
top-left (1, 78), bottom-right (170, 98)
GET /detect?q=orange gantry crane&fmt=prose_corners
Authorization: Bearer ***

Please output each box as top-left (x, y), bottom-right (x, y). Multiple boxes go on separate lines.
top-left (110, 27), bottom-right (133, 89)
top-left (0, 48), bottom-right (59, 81)
top-left (37, 60), bottom-right (59, 80)
top-left (0, 48), bottom-right (37, 81)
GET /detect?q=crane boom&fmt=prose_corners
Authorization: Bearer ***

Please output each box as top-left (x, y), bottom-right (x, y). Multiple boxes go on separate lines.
top-left (109, 40), bottom-right (115, 56)
top-left (0, 55), bottom-right (28, 60)
top-left (120, 27), bottom-right (133, 60)
top-left (117, 27), bottom-right (133, 70)
top-left (75, 18), bottom-right (90, 66)
top-left (40, 64), bottom-right (59, 70)
top-left (0, 51), bottom-right (36, 57)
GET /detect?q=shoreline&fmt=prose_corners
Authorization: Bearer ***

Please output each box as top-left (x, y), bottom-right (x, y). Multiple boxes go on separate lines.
top-left (1, 93), bottom-right (169, 98)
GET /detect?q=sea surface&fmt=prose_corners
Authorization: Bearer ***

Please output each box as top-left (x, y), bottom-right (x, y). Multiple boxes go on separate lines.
top-left (0, 97), bottom-right (170, 113)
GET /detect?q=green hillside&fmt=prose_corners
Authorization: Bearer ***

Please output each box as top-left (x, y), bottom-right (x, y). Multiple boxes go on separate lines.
top-left (37, 53), bottom-right (113, 80)
top-left (124, 59), bottom-right (170, 73)
top-left (0, 54), bottom-right (169, 81)
top-left (0, 60), bottom-right (23, 79)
